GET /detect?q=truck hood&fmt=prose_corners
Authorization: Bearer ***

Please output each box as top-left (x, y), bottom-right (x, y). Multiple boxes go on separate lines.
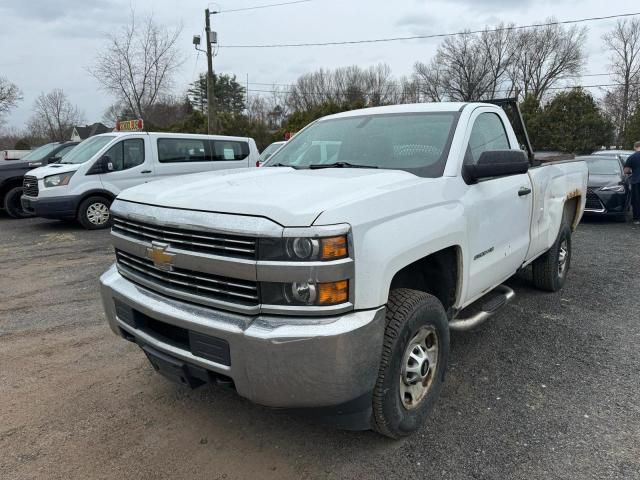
top-left (117, 167), bottom-right (422, 226)
top-left (26, 162), bottom-right (80, 179)
top-left (0, 158), bottom-right (46, 171)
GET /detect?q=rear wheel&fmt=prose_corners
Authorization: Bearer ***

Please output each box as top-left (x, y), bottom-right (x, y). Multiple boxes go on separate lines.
top-left (77, 196), bottom-right (112, 230)
top-left (4, 187), bottom-right (34, 219)
top-left (372, 289), bottom-right (449, 438)
top-left (532, 223), bottom-right (572, 292)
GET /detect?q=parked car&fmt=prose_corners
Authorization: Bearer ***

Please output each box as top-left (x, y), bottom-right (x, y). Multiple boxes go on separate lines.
top-left (581, 155), bottom-right (631, 221)
top-left (1, 150), bottom-right (31, 161)
top-left (99, 100), bottom-right (588, 437)
top-left (257, 141), bottom-right (285, 166)
top-left (21, 141), bottom-right (78, 166)
top-left (592, 149), bottom-right (634, 163)
top-left (22, 132), bottom-right (259, 229)
top-left (0, 142), bottom-right (78, 218)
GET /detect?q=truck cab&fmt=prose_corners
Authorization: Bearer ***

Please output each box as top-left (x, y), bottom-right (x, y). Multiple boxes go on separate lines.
top-left (100, 102), bottom-right (587, 437)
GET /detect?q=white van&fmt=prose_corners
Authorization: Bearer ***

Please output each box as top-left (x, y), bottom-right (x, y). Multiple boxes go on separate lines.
top-left (21, 132), bottom-right (259, 229)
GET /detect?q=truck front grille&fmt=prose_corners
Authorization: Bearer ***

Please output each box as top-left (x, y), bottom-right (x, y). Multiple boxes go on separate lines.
top-left (23, 176), bottom-right (39, 197)
top-left (115, 249), bottom-right (259, 307)
top-left (112, 216), bottom-right (256, 259)
top-left (585, 188), bottom-right (604, 211)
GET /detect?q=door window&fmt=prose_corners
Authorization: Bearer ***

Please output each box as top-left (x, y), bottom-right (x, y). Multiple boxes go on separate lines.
top-left (157, 139), bottom-right (208, 163)
top-left (157, 138), bottom-right (250, 163)
top-left (211, 140), bottom-right (249, 161)
top-left (464, 113), bottom-right (510, 165)
top-left (104, 139), bottom-right (145, 171)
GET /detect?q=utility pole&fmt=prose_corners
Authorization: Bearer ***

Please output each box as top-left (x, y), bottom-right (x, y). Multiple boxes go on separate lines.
top-left (205, 8), bottom-right (217, 134)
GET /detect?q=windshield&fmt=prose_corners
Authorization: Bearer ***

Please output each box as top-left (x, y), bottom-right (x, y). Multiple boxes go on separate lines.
top-left (60, 136), bottom-right (115, 164)
top-left (586, 157), bottom-right (621, 175)
top-left (259, 142), bottom-right (285, 162)
top-left (21, 143), bottom-right (58, 161)
top-left (265, 112), bottom-right (459, 177)
top-left (594, 151), bottom-right (632, 160)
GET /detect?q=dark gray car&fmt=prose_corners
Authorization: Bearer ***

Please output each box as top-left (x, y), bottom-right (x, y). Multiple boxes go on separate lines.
top-left (0, 141), bottom-right (78, 218)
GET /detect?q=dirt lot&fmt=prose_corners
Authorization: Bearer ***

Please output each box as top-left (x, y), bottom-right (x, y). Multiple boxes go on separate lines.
top-left (1, 214), bottom-right (639, 480)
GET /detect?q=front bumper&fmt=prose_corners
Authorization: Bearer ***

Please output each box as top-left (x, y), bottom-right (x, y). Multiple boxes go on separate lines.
top-left (21, 194), bottom-right (79, 219)
top-left (100, 264), bottom-right (385, 412)
top-left (584, 189), bottom-right (629, 216)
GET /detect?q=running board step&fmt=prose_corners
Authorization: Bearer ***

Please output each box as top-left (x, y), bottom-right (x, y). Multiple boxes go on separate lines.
top-left (449, 285), bottom-right (515, 331)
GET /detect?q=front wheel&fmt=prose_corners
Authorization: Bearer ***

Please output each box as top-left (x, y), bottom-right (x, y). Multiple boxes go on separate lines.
top-left (372, 289), bottom-right (449, 438)
top-left (4, 187), bottom-right (34, 219)
top-left (532, 223), bottom-right (572, 292)
top-left (77, 196), bottom-right (112, 230)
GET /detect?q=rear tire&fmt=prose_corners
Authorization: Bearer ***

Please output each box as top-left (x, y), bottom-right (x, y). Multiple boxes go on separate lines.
top-left (77, 196), bottom-right (112, 230)
top-left (4, 187), bottom-right (34, 219)
top-left (372, 289), bottom-right (449, 439)
top-left (532, 222), bottom-right (572, 292)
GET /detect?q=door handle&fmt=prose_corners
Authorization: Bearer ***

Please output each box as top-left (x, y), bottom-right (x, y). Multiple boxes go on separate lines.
top-left (141, 170), bottom-right (152, 174)
top-left (518, 187), bottom-right (532, 196)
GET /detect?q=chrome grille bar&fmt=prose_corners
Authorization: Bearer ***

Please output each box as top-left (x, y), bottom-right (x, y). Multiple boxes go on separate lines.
top-left (112, 216), bottom-right (257, 259)
top-left (116, 250), bottom-right (259, 304)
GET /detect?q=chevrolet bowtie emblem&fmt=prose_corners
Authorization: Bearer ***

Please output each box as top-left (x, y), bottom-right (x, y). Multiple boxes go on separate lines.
top-left (146, 242), bottom-right (175, 271)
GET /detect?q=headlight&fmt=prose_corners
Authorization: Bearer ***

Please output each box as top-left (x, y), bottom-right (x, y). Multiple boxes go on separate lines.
top-left (599, 184), bottom-right (625, 192)
top-left (258, 235), bottom-right (348, 261)
top-left (44, 172), bottom-right (75, 188)
top-left (261, 280), bottom-right (349, 306)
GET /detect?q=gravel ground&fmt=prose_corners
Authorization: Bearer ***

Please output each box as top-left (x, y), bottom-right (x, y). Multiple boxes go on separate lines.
top-left (1, 214), bottom-right (639, 480)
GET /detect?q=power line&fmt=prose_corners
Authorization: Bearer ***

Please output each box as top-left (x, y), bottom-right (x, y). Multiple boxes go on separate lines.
top-left (218, 11), bottom-right (640, 48)
top-left (215, 0), bottom-right (311, 14)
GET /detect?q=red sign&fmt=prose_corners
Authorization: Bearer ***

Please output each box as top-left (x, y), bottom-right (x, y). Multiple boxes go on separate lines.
top-left (117, 119), bottom-right (144, 132)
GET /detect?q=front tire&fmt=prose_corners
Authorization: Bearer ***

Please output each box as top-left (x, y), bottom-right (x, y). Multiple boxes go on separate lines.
top-left (4, 187), bottom-right (34, 219)
top-left (77, 196), bottom-right (112, 230)
top-left (532, 223), bottom-right (572, 292)
top-left (372, 289), bottom-right (449, 438)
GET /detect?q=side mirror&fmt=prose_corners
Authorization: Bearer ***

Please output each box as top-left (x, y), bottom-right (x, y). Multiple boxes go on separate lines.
top-left (100, 155), bottom-right (114, 172)
top-left (463, 150), bottom-right (529, 184)
top-left (49, 155), bottom-right (61, 164)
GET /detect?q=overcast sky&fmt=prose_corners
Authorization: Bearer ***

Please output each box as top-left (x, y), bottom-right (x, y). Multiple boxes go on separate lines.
top-left (0, 0), bottom-right (635, 131)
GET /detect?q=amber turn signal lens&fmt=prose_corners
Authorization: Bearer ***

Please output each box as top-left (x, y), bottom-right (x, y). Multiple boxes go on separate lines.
top-left (317, 280), bottom-right (349, 305)
top-left (320, 236), bottom-right (348, 260)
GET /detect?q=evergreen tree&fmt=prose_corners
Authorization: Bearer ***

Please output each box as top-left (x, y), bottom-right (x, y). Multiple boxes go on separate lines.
top-left (187, 73), bottom-right (246, 114)
top-left (540, 88), bottom-right (613, 153)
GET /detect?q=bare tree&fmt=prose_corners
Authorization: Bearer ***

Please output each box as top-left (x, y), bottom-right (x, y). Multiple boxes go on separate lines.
top-left (413, 28), bottom-right (516, 102)
top-left (393, 76), bottom-right (421, 104)
top-left (422, 32), bottom-right (495, 101)
top-left (0, 77), bottom-right (22, 125)
top-left (510, 22), bottom-right (586, 101)
top-left (413, 60), bottom-right (447, 102)
top-left (248, 86), bottom-right (289, 129)
top-left (479, 24), bottom-right (518, 98)
top-left (603, 19), bottom-right (640, 143)
top-left (285, 63), bottom-right (402, 112)
top-left (28, 89), bottom-right (84, 141)
top-left (90, 12), bottom-right (183, 118)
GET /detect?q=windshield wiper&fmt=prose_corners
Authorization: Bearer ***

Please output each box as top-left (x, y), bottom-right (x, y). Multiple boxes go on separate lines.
top-left (269, 162), bottom-right (298, 169)
top-left (308, 162), bottom-right (378, 169)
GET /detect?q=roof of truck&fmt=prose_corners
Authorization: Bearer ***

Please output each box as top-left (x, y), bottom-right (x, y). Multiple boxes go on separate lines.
top-left (320, 102), bottom-right (486, 121)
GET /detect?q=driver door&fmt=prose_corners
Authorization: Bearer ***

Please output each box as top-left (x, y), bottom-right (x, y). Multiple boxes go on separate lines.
top-left (99, 137), bottom-right (152, 193)
top-left (461, 110), bottom-right (533, 302)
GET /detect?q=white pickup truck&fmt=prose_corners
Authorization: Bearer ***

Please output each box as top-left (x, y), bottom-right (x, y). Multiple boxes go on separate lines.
top-left (100, 100), bottom-right (587, 438)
